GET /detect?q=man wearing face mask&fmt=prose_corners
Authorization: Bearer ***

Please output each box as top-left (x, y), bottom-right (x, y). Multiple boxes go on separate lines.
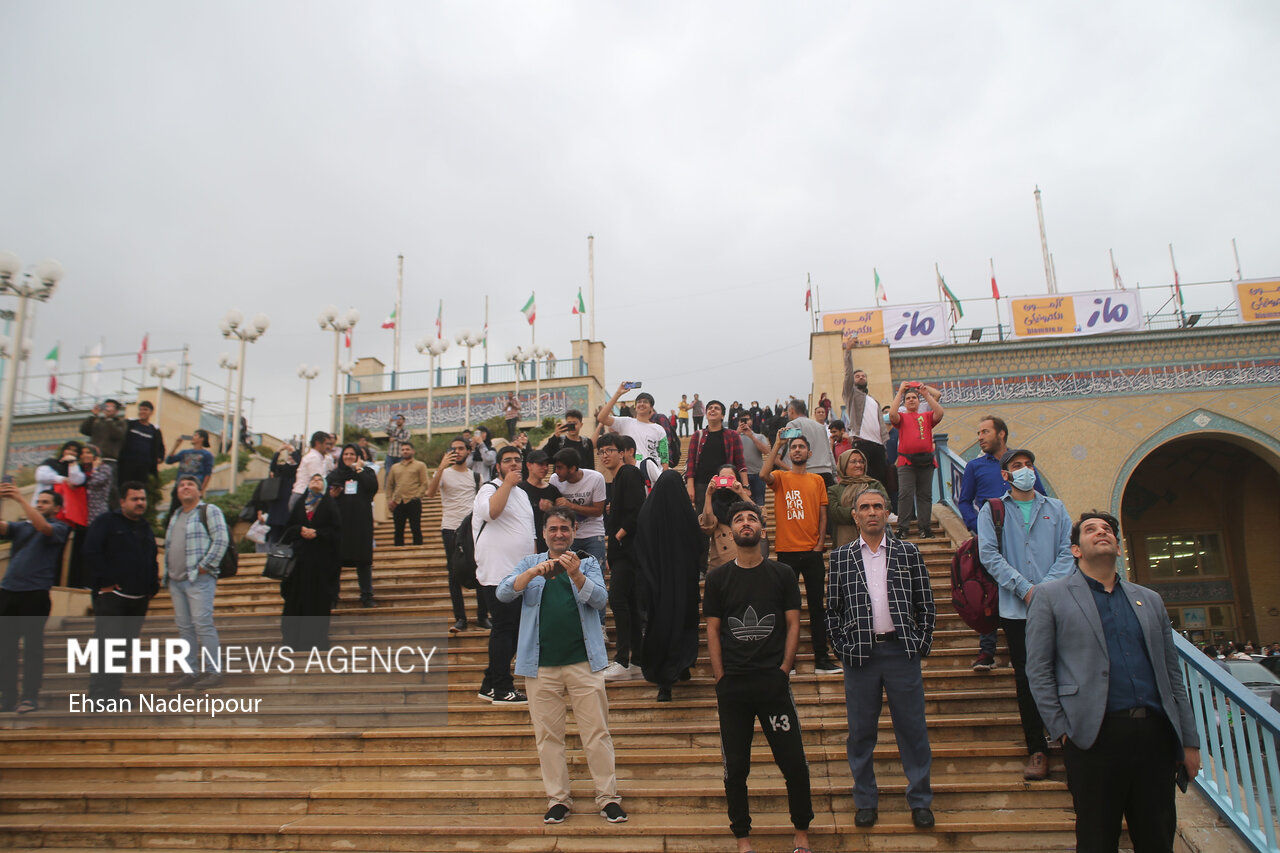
top-left (841, 337), bottom-right (888, 487)
top-left (976, 449), bottom-right (1075, 782)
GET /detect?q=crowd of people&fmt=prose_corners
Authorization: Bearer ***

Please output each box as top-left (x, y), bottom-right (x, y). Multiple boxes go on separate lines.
top-left (0, 372), bottom-right (1207, 852)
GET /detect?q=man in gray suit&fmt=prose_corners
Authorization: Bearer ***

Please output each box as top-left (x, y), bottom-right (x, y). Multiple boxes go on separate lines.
top-left (1026, 511), bottom-right (1200, 853)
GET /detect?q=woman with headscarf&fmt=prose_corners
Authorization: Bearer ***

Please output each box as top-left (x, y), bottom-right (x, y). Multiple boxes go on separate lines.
top-left (466, 426), bottom-right (496, 481)
top-left (699, 464), bottom-right (754, 571)
top-left (280, 472), bottom-right (342, 651)
top-left (266, 443), bottom-right (300, 546)
top-left (328, 444), bottom-right (379, 607)
top-left (827, 448), bottom-right (885, 547)
top-left (635, 469), bottom-right (703, 702)
top-left (82, 445), bottom-right (115, 525)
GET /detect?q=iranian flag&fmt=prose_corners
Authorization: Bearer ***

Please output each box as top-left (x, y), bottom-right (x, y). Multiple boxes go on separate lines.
top-left (46, 344), bottom-right (58, 394)
top-left (381, 307), bottom-right (397, 330)
top-left (572, 289), bottom-right (585, 314)
top-left (521, 293), bottom-right (536, 325)
top-left (435, 299), bottom-right (443, 338)
top-left (937, 265), bottom-right (964, 324)
top-left (874, 268), bottom-right (887, 304)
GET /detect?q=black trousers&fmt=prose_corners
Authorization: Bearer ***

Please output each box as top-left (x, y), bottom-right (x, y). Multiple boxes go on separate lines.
top-left (1063, 713), bottom-right (1179, 853)
top-left (716, 668), bottom-right (813, 838)
top-left (478, 584), bottom-right (520, 695)
top-left (89, 593), bottom-right (150, 698)
top-left (441, 529), bottom-right (487, 623)
top-left (692, 415), bottom-right (703, 430)
top-left (777, 551), bottom-right (828, 661)
top-left (392, 499), bottom-right (423, 546)
top-left (334, 563), bottom-right (373, 603)
top-left (607, 548), bottom-right (643, 668)
top-left (1002, 617), bottom-right (1049, 755)
top-left (0, 588), bottom-right (51, 704)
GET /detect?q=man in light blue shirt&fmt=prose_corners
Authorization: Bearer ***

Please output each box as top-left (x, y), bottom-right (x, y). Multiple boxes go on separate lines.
top-left (977, 448), bottom-right (1074, 782)
top-left (497, 509), bottom-right (625, 826)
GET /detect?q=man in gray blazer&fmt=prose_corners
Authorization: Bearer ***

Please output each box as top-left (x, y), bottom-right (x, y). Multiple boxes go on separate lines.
top-left (1026, 511), bottom-right (1200, 853)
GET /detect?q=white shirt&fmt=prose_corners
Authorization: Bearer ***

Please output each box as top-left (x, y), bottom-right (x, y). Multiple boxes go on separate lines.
top-left (610, 416), bottom-right (668, 467)
top-left (858, 534), bottom-right (896, 634)
top-left (438, 466), bottom-right (478, 530)
top-left (549, 468), bottom-right (607, 538)
top-left (856, 392), bottom-right (883, 444)
top-left (293, 448), bottom-right (334, 495)
top-left (473, 481), bottom-right (535, 587)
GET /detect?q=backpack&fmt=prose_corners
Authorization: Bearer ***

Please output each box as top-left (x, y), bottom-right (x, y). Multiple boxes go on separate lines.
top-left (197, 504), bottom-right (239, 579)
top-left (652, 413), bottom-right (681, 468)
top-left (449, 476), bottom-right (490, 590)
top-left (949, 499), bottom-right (1004, 633)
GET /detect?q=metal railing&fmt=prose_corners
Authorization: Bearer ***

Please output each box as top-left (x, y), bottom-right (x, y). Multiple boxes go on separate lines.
top-left (349, 356), bottom-right (588, 394)
top-left (1177, 632), bottom-right (1280, 852)
top-left (931, 432), bottom-right (967, 514)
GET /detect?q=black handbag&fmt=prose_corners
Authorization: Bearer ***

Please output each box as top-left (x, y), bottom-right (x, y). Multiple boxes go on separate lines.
top-left (255, 477), bottom-right (283, 504)
top-left (906, 451), bottom-right (936, 468)
top-left (263, 543), bottom-right (297, 580)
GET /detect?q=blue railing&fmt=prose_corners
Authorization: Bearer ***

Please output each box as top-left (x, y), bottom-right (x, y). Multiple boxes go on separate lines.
top-left (350, 357), bottom-right (588, 394)
top-left (932, 432), bottom-right (967, 514)
top-left (1176, 632), bottom-right (1280, 852)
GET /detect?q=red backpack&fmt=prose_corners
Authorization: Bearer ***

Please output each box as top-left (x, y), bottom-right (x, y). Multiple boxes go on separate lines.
top-left (949, 500), bottom-right (1005, 633)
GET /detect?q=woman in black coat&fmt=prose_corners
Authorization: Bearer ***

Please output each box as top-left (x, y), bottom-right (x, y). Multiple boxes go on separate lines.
top-left (635, 469), bottom-right (704, 703)
top-left (280, 473), bottom-right (342, 651)
top-left (265, 443), bottom-right (300, 545)
top-left (328, 445), bottom-right (379, 606)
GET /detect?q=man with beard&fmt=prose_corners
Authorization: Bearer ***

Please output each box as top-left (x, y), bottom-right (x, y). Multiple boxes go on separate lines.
top-left (597, 382), bottom-right (669, 485)
top-left (684, 399), bottom-right (747, 511)
top-left (704, 500), bottom-right (812, 853)
top-left (841, 337), bottom-right (888, 487)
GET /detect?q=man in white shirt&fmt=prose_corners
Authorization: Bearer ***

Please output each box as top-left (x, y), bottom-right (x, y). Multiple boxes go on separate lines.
top-left (291, 431), bottom-right (335, 509)
top-left (782, 399), bottom-right (836, 485)
top-left (473, 444), bottom-right (535, 705)
top-left (597, 381), bottom-right (668, 484)
top-left (548, 448), bottom-right (608, 568)
top-left (841, 337), bottom-right (888, 487)
top-left (427, 436), bottom-right (490, 634)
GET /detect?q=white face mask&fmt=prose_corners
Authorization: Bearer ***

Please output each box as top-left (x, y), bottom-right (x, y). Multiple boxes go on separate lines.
top-left (1009, 467), bottom-right (1037, 491)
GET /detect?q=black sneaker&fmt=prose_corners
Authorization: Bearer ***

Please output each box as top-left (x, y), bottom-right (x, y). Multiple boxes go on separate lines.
top-left (600, 802), bottom-right (628, 823)
top-left (814, 659), bottom-right (843, 675)
top-left (477, 617), bottom-right (493, 630)
top-left (544, 803), bottom-right (570, 824)
top-left (492, 689), bottom-right (527, 705)
top-left (477, 686), bottom-right (496, 702)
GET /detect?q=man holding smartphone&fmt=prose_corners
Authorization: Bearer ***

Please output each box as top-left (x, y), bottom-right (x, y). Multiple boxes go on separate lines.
top-left (543, 410), bottom-right (595, 471)
top-left (597, 382), bottom-right (668, 485)
top-left (761, 431), bottom-right (840, 675)
top-left (426, 437), bottom-right (489, 633)
top-left (735, 415), bottom-right (771, 508)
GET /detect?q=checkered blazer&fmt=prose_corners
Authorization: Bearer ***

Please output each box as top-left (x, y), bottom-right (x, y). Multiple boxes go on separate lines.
top-left (825, 535), bottom-right (936, 665)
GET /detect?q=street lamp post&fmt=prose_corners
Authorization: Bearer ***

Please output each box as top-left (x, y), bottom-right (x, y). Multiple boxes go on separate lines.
top-left (219, 310), bottom-right (269, 492)
top-left (318, 306), bottom-right (359, 434)
top-left (0, 252), bottom-right (62, 476)
top-left (454, 330), bottom-right (483, 428)
top-left (529, 345), bottom-right (551, 422)
top-left (338, 361), bottom-right (354, 440)
top-left (148, 361), bottom-right (177, 433)
top-left (217, 354), bottom-right (238, 451)
top-left (508, 346), bottom-right (529, 426)
top-left (297, 364), bottom-right (320, 439)
top-left (415, 337), bottom-right (449, 439)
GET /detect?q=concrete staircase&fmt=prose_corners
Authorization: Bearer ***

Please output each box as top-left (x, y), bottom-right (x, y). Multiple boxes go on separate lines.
top-left (0, 475), bottom-right (1083, 851)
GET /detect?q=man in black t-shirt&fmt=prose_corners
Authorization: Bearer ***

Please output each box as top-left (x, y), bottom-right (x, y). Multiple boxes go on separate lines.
top-left (684, 400), bottom-right (747, 510)
top-left (543, 409), bottom-right (595, 471)
top-left (517, 450), bottom-right (561, 553)
top-left (704, 501), bottom-right (813, 853)
top-left (117, 400), bottom-right (165, 487)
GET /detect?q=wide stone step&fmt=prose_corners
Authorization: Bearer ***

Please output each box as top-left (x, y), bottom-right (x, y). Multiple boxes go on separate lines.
top-left (0, 808), bottom-right (1081, 852)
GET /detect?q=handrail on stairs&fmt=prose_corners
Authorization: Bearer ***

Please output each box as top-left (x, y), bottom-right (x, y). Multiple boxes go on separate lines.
top-left (931, 432), bottom-right (967, 516)
top-left (1175, 631), bottom-right (1280, 853)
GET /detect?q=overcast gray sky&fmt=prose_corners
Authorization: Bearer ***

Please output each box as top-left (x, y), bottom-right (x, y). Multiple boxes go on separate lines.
top-left (3, 1), bottom-right (1277, 438)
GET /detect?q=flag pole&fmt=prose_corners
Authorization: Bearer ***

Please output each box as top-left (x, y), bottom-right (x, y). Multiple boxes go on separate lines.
top-left (991, 258), bottom-right (1004, 342)
top-left (531, 290), bottom-right (536, 348)
top-left (484, 295), bottom-right (489, 368)
top-left (1168, 243), bottom-right (1186, 327)
top-left (393, 254), bottom-right (403, 387)
top-left (1034, 185), bottom-right (1057, 294)
top-left (587, 234), bottom-right (596, 341)
top-left (1232, 238), bottom-right (1242, 280)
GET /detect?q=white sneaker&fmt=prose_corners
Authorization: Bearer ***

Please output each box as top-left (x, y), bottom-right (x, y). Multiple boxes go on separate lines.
top-left (888, 513), bottom-right (899, 524)
top-left (601, 661), bottom-right (633, 681)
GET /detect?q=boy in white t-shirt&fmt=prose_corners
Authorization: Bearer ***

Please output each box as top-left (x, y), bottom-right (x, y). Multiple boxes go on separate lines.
top-left (427, 436), bottom-right (490, 634)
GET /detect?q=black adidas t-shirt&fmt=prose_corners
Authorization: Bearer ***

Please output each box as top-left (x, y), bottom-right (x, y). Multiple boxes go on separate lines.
top-left (703, 558), bottom-right (802, 675)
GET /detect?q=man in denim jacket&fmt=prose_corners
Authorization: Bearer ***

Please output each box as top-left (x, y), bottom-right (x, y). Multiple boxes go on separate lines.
top-left (497, 509), bottom-right (626, 826)
top-left (163, 474), bottom-right (229, 690)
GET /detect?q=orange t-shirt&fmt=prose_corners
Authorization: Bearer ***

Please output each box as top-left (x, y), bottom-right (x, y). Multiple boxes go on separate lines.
top-left (770, 469), bottom-right (828, 552)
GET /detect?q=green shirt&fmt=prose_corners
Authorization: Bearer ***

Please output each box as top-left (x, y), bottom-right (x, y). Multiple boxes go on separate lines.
top-left (538, 571), bottom-right (588, 667)
top-left (1012, 497), bottom-right (1035, 531)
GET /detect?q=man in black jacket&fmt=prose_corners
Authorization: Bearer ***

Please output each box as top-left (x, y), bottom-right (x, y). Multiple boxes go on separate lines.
top-left (117, 400), bottom-right (165, 487)
top-left (84, 482), bottom-right (159, 700)
top-left (542, 409), bottom-right (595, 471)
top-left (598, 433), bottom-right (647, 681)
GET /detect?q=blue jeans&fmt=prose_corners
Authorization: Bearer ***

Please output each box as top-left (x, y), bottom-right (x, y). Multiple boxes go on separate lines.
top-left (169, 573), bottom-right (220, 673)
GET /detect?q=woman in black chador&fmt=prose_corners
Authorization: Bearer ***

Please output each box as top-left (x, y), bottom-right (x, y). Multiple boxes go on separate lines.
top-left (327, 445), bottom-right (379, 606)
top-left (635, 470), bottom-right (704, 702)
top-left (280, 473), bottom-right (342, 651)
